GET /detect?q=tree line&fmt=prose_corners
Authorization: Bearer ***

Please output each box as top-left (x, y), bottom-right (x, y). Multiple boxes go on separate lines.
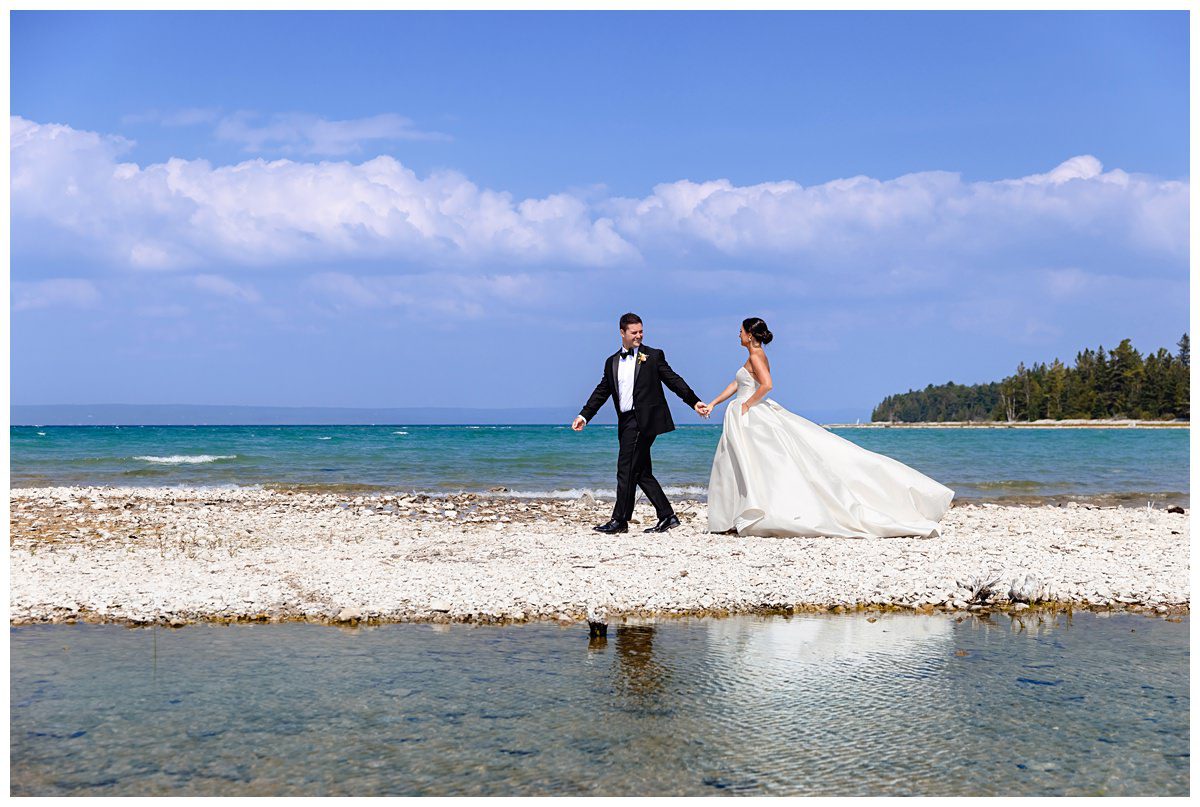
top-left (871, 334), bottom-right (1189, 422)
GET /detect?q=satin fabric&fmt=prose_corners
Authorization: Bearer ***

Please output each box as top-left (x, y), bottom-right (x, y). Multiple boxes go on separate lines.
top-left (707, 368), bottom-right (954, 538)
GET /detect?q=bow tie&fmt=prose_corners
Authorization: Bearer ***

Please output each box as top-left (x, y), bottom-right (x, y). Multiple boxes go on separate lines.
top-left (620, 348), bottom-right (638, 359)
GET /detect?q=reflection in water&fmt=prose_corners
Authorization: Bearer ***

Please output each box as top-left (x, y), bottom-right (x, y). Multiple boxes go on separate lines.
top-left (707, 608), bottom-right (954, 664)
top-left (613, 626), bottom-right (667, 704)
top-left (10, 612), bottom-right (1189, 796)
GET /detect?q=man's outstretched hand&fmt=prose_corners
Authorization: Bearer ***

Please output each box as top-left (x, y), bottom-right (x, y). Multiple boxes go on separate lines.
top-left (694, 402), bottom-right (711, 418)
top-left (571, 415), bottom-right (587, 431)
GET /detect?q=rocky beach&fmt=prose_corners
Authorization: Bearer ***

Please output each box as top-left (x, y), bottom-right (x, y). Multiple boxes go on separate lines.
top-left (8, 486), bottom-right (1189, 626)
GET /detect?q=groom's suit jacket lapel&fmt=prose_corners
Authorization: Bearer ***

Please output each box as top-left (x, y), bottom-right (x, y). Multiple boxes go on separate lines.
top-left (609, 346), bottom-right (650, 402)
top-left (608, 346), bottom-right (649, 406)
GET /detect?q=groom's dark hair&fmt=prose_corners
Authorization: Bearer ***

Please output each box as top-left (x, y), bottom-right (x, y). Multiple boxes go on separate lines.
top-left (619, 312), bottom-right (642, 331)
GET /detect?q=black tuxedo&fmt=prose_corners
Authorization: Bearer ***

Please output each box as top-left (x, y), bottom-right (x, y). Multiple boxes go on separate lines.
top-left (578, 345), bottom-right (701, 523)
top-left (579, 345), bottom-right (701, 436)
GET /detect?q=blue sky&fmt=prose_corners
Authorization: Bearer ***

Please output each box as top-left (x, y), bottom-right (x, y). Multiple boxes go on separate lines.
top-left (10, 11), bottom-right (1190, 421)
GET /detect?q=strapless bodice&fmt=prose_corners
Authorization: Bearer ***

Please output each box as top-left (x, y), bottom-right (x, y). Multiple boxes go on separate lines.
top-left (734, 366), bottom-right (760, 402)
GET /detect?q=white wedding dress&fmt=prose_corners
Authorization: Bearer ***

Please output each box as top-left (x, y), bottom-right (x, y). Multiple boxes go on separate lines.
top-left (707, 367), bottom-right (954, 538)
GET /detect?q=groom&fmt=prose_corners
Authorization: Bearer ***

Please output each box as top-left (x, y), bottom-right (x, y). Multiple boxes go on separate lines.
top-left (572, 313), bottom-right (710, 534)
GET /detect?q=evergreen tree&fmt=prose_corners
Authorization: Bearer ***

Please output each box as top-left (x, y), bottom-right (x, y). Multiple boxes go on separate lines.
top-left (1109, 338), bottom-right (1144, 418)
top-left (1027, 373), bottom-right (1045, 421)
top-left (1139, 350), bottom-right (1164, 418)
top-left (1066, 349), bottom-right (1094, 417)
top-left (1091, 346), bottom-right (1112, 418)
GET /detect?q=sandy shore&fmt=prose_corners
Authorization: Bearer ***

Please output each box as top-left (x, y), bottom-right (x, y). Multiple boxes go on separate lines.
top-left (9, 486), bottom-right (1190, 626)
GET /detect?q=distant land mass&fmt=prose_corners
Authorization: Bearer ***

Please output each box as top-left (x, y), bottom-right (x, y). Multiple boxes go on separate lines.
top-left (10, 403), bottom-right (868, 426)
top-left (872, 334), bottom-right (1190, 423)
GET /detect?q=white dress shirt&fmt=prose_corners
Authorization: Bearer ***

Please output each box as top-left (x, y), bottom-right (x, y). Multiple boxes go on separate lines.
top-left (617, 347), bottom-right (638, 413)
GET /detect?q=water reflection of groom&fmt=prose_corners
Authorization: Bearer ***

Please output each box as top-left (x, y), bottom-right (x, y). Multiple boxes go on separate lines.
top-left (614, 625), bottom-right (667, 700)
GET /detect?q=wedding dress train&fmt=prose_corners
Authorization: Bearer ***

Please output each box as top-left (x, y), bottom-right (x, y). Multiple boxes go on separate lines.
top-left (707, 368), bottom-right (954, 538)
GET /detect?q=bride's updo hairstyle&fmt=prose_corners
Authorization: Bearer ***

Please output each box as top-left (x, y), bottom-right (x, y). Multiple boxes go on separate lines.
top-left (743, 317), bottom-right (774, 346)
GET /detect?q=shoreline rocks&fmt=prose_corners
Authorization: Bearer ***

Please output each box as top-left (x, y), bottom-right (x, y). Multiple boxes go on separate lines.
top-left (9, 486), bottom-right (1190, 627)
top-left (823, 419), bottom-right (1189, 429)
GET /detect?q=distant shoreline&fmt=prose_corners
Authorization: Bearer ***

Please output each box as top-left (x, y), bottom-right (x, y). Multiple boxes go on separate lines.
top-left (825, 419), bottom-right (1189, 429)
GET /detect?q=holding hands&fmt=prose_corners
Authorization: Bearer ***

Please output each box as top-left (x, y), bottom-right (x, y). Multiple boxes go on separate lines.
top-left (697, 400), bottom-right (751, 418)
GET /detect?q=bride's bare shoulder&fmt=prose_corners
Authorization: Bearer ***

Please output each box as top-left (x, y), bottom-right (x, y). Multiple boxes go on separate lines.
top-left (744, 348), bottom-right (770, 380)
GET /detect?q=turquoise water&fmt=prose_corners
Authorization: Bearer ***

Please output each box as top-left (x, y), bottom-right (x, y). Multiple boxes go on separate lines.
top-left (9, 424), bottom-right (1189, 504)
top-left (9, 612), bottom-right (1189, 796)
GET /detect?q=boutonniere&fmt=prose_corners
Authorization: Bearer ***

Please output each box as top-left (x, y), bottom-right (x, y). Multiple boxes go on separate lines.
top-left (637, 352), bottom-right (647, 363)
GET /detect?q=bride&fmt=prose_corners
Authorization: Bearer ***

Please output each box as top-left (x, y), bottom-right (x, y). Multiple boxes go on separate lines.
top-left (704, 318), bottom-right (954, 538)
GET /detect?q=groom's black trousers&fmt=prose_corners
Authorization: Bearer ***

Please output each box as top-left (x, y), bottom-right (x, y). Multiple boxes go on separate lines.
top-left (613, 409), bottom-right (673, 523)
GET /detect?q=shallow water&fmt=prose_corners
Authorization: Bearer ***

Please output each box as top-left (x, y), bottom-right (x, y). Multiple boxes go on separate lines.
top-left (10, 612), bottom-right (1189, 796)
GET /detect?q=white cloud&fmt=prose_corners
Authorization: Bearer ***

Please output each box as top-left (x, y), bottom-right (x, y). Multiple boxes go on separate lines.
top-left (9, 116), bottom-right (1189, 285)
top-left (604, 160), bottom-right (1186, 266)
top-left (12, 278), bottom-right (101, 312)
top-left (1011, 154), bottom-right (1105, 185)
top-left (10, 116), bottom-right (635, 269)
top-left (214, 111), bottom-right (449, 155)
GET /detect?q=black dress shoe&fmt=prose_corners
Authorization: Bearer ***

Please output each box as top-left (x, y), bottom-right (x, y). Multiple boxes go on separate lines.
top-left (643, 514), bottom-right (680, 533)
top-left (593, 519), bottom-right (628, 534)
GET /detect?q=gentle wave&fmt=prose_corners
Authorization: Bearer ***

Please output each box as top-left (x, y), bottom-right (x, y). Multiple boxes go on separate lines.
top-left (392, 431), bottom-right (409, 435)
top-left (132, 455), bottom-right (238, 464)
top-left (497, 487), bottom-right (615, 499)
top-left (971, 480), bottom-right (1046, 490)
top-left (665, 485), bottom-right (708, 496)
top-left (316, 437), bottom-right (332, 440)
